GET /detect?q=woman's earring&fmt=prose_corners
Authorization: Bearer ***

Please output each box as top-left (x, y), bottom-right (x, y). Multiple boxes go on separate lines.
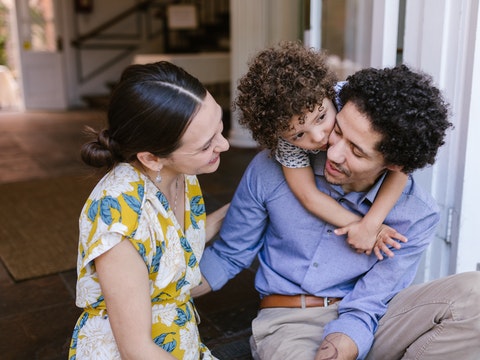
top-left (155, 171), bottom-right (162, 183)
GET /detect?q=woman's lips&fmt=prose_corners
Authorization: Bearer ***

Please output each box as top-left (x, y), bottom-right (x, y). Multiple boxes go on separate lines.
top-left (209, 155), bottom-right (219, 165)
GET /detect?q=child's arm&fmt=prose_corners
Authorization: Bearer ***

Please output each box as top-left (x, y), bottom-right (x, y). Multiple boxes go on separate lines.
top-left (283, 166), bottom-right (361, 226)
top-left (335, 171), bottom-right (408, 259)
top-left (283, 165), bottom-right (407, 259)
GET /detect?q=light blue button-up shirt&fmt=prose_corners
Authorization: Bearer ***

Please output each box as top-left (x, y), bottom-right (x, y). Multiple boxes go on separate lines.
top-left (200, 150), bottom-right (440, 359)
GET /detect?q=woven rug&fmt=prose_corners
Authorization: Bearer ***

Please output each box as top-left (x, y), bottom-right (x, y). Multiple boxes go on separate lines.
top-left (0, 174), bottom-right (99, 281)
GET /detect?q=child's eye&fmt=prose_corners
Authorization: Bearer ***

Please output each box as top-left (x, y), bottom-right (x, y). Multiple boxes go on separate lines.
top-left (292, 132), bottom-right (305, 141)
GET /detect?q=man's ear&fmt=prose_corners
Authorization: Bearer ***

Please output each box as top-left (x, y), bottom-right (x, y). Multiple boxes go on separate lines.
top-left (386, 163), bottom-right (404, 173)
top-left (137, 152), bottom-right (163, 172)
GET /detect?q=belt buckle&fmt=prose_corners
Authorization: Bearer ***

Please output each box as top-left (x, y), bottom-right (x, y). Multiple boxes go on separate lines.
top-left (324, 297), bottom-right (330, 307)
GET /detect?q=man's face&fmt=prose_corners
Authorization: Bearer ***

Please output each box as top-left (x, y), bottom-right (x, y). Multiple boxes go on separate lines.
top-left (325, 102), bottom-right (389, 193)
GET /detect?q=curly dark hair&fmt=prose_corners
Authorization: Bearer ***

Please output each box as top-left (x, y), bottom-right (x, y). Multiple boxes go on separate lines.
top-left (339, 64), bottom-right (453, 174)
top-left (234, 41), bottom-right (338, 151)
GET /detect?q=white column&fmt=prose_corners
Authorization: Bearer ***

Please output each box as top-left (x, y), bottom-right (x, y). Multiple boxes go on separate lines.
top-left (228, 0), bottom-right (268, 148)
top-left (404, 0), bottom-right (480, 279)
top-left (370, 0), bottom-right (400, 67)
top-left (453, 0), bottom-right (480, 274)
top-left (307, 0), bottom-right (322, 50)
top-left (228, 0), bottom-right (302, 148)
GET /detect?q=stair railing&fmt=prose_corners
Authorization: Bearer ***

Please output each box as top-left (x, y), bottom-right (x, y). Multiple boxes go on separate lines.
top-left (71, 0), bottom-right (162, 83)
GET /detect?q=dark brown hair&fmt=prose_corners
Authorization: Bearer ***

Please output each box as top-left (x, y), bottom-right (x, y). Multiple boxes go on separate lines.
top-left (81, 61), bottom-right (207, 169)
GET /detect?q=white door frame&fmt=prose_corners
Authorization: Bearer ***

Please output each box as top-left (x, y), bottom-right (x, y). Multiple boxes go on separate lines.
top-left (370, 0), bottom-right (480, 279)
top-left (14, 0), bottom-right (69, 110)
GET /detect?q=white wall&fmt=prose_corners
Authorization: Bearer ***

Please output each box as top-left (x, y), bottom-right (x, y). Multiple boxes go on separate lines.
top-left (228, 0), bottom-right (303, 147)
top-left (403, 0), bottom-right (480, 279)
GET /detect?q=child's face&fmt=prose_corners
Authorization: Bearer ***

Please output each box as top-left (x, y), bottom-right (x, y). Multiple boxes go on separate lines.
top-left (281, 98), bottom-right (337, 151)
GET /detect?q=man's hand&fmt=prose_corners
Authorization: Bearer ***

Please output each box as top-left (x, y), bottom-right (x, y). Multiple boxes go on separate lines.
top-left (315, 333), bottom-right (358, 360)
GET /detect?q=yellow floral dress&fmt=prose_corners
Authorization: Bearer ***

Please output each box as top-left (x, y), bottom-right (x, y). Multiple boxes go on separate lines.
top-left (69, 163), bottom-right (216, 360)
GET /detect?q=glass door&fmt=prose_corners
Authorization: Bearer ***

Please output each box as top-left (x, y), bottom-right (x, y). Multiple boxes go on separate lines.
top-left (16, 0), bottom-right (67, 109)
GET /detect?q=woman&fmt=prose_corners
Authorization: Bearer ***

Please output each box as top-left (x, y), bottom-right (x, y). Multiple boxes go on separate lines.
top-left (69, 61), bottom-right (230, 359)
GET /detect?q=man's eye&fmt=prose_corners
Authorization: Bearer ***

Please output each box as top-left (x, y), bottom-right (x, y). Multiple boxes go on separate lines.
top-left (352, 147), bottom-right (364, 158)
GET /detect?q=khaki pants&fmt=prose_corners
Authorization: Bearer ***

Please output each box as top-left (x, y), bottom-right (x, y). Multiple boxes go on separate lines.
top-left (250, 272), bottom-right (480, 360)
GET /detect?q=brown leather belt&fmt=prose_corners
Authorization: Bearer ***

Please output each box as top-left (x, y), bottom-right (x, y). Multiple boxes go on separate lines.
top-left (260, 294), bottom-right (342, 309)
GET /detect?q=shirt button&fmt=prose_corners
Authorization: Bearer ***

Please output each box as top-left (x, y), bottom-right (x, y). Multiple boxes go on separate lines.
top-left (327, 229), bottom-right (333, 234)
top-left (313, 262), bottom-right (319, 267)
top-left (339, 198), bottom-right (344, 203)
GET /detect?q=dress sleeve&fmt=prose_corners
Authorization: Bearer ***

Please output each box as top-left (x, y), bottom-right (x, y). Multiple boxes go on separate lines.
top-left (274, 137), bottom-right (311, 168)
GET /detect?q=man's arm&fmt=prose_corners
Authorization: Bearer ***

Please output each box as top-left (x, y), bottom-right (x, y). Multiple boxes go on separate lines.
top-left (199, 151), bottom-right (270, 291)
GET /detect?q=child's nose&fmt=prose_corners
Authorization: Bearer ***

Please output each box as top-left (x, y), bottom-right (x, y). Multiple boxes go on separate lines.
top-left (311, 128), bottom-right (326, 143)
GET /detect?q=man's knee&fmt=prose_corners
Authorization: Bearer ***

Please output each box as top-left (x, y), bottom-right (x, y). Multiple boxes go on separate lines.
top-left (450, 271), bottom-right (480, 298)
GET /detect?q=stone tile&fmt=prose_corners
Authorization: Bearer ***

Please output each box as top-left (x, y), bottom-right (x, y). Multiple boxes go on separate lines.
top-left (0, 302), bottom-right (81, 360)
top-left (0, 274), bottom-right (74, 316)
top-left (0, 155), bottom-right (49, 183)
top-left (0, 260), bottom-right (13, 285)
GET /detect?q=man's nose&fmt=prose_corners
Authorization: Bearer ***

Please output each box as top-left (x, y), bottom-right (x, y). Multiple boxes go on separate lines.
top-left (327, 138), bottom-right (346, 164)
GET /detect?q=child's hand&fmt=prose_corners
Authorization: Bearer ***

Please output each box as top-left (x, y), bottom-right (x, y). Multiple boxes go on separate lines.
top-left (335, 222), bottom-right (407, 260)
top-left (373, 225), bottom-right (408, 259)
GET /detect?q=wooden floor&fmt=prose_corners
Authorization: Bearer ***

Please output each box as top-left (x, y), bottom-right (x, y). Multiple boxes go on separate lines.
top-left (0, 109), bottom-right (259, 359)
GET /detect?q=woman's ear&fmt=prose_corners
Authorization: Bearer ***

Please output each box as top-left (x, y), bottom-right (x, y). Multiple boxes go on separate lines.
top-left (136, 152), bottom-right (163, 172)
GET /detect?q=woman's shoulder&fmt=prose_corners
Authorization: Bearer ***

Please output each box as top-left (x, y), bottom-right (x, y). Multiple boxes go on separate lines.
top-left (90, 163), bottom-right (144, 200)
top-left (82, 163), bottom-right (146, 236)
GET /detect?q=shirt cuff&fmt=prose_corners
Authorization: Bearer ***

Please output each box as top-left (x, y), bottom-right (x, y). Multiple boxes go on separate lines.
top-left (323, 315), bottom-right (374, 359)
top-left (199, 247), bottom-right (230, 291)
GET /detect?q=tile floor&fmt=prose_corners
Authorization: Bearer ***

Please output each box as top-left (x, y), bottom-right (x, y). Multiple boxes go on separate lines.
top-left (0, 110), bottom-right (259, 359)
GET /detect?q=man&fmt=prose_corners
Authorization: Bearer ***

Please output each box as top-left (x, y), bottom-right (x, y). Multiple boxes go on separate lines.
top-left (196, 63), bottom-right (480, 359)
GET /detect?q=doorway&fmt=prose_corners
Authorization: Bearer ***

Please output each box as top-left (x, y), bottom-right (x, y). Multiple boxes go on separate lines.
top-left (2, 0), bottom-right (68, 110)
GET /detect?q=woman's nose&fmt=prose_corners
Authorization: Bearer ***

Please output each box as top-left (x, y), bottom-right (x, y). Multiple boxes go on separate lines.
top-left (215, 134), bottom-right (230, 152)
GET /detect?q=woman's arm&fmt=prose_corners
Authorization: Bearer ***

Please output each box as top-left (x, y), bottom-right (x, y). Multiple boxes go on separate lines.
top-left (205, 203), bottom-right (230, 242)
top-left (96, 239), bottom-right (177, 359)
top-left (191, 275), bottom-right (213, 297)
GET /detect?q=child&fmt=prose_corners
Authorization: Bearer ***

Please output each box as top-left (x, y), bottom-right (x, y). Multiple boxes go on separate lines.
top-left (235, 41), bottom-right (407, 259)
